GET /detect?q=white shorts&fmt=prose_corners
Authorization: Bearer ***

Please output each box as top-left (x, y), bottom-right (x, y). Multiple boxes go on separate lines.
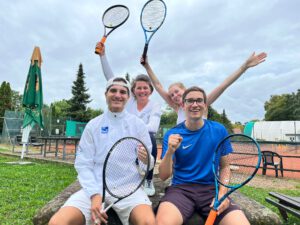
top-left (62, 188), bottom-right (151, 225)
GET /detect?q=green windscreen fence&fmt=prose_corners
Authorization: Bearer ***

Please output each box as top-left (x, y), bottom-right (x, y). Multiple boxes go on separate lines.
top-left (244, 121), bottom-right (255, 137)
top-left (65, 120), bottom-right (87, 137)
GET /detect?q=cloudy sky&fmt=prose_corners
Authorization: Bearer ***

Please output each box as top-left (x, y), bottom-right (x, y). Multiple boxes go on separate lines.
top-left (1, 0), bottom-right (299, 123)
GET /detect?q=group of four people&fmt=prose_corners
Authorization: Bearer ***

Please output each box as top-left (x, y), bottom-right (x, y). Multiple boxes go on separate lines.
top-left (49, 43), bottom-right (267, 225)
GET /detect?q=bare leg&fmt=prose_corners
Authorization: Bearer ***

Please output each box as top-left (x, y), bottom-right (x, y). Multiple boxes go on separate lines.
top-left (130, 204), bottom-right (155, 225)
top-left (156, 202), bottom-right (183, 225)
top-left (49, 206), bottom-right (85, 225)
top-left (219, 210), bottom-right (250, 225)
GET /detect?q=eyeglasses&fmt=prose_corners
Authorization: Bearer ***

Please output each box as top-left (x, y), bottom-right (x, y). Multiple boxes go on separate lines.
top-left (184, 98), bottom-right (204, 105)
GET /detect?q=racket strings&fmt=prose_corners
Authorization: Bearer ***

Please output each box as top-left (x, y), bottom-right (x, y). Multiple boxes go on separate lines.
top-left (104, 138), bottom-right (148, 198)
top-left (103, 7), bottom-right (129, 27)
top-left (216, 136), bottom-right (260, 187)
top-left (141, 1), bottom-right (166, 31)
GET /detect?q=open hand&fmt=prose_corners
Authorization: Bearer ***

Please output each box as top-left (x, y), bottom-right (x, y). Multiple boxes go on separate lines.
top-left (244, 52), bottom-right (267, 68)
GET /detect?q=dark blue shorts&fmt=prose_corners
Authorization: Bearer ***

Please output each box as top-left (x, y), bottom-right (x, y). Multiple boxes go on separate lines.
top-left (159, 183), bottom-right (241, 224)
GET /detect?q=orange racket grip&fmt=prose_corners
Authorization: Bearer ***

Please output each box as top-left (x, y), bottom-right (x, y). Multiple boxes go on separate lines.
top-left (95, 37), bottom-right (107, 54)
top-left (100, 36), bottom-right (107, 44)
top-left (204, 209), bottom-right (218, 225)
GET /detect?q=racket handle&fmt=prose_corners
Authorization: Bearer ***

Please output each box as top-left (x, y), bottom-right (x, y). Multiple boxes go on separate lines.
top-left (102, 202), bottom-right (113, 213)
top-left (204, 209), bottom-right (218, 225)
top-left (100, 36), bottom-right (107, 44)
top-left (141, 44), bottom-right (149, 65)
top-left (95, 37), bottom-right (107, 54)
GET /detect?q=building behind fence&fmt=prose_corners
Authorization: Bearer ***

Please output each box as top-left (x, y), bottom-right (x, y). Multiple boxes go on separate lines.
top-left (244, 121), bottom-right (300, 142)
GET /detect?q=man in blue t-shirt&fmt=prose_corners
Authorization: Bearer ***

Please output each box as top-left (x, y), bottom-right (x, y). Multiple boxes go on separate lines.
top-left (156, 86), bottom-right (250, 225)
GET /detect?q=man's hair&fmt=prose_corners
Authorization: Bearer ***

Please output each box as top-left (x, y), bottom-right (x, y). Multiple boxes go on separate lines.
top-left (131, 74), bottom-right (154, 95)
top-left (105, 77), bottom-right (130, 95)
top-left (182, 86), bottom-right (207, 104)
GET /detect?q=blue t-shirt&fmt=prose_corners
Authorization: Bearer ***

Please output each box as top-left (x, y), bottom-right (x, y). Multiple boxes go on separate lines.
top-left (162, 120), bottom-right (230, 185)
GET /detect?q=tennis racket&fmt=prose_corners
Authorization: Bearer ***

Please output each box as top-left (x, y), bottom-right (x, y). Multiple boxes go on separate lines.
top-left (140, 0), bottom-right (167, 64)
top-left (101, 137), bottom-right (151, 212)
top-left (95, 5), bottom-right (130, 54)
top-left (204, 134), bottom-right (262, 225)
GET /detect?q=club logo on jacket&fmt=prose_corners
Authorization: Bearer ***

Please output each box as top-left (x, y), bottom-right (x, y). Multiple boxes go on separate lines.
top-left (101, 126), bottom-right (109, 134)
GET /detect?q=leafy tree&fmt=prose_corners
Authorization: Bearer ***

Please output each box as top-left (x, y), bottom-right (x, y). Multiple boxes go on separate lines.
top-left (51, 100), bottom-right (71, 119)
top-left (208, 106), bottom-right (233, 133)
top-left (250, 119), bottom-right (260, 122)
top-left (207, 106), bottom-right (222, 122)
top-left (160, 106), bottom-right (177, 127)
top-left (67, 64), bottom-right (91, 122)
top-left (86, 107), bottom-right (103, 119)
top-left (233, 122), bottom-right (244, 132)
top-left (0, 82), bottom-right (13, 132)
top-left (264, 90), bottom-right (300, 121)
top-left (11, 90), bottom-right (23, 111)
top-left (292, 89), bottom-right (300, 120)
top-left (0, 82), bottom-right (13, 113)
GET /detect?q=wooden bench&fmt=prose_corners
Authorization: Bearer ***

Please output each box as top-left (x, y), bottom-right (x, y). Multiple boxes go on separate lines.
top-left (266, 192), bottom-right (300, 221)
top-left (33, 177), bottom-right (282, 225)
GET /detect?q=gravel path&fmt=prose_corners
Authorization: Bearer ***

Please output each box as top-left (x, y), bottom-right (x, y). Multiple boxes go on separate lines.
top-left (247, 174), bottom-right (300, 189)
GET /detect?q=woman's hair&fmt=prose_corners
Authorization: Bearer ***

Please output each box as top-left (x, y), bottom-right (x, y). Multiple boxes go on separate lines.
top-left (168, 82), bottom-right (186, 91)
top-left (182, 86), bottom-right (207, 104)
top-left (131, 74), bottom-right (154, 95)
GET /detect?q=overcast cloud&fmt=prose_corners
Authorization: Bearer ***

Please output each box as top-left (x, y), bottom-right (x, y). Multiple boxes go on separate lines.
top-left (0, 0), bottom-right (299, 123)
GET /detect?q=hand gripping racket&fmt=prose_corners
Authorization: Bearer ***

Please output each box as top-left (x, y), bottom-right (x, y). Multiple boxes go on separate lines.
top-left (95, 5), bottom-right (130, 54)
top-left (140, 0), bottom-right (167, 64)
top-left (101, 137), bottom-right (150, 212)
top-left (204, 134), bottom-right (262, 225)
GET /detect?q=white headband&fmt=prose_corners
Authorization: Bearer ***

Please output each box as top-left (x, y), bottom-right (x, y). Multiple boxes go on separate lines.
top-left (106, 77), bottom-right (131, 94)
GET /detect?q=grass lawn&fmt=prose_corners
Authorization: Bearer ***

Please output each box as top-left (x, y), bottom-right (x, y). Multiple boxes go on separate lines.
top-left (0, 154), bottom-right (77, 225)
top-left (0, 152), bottom-right (299, 225)
top-left (240, 186), bottom-right (300, 225)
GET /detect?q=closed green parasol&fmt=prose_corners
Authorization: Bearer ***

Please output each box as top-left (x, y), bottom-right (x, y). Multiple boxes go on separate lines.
top-left (21, 46), bottom-right (44, 159)
top-left (22, 46), bottom-right (44, 129)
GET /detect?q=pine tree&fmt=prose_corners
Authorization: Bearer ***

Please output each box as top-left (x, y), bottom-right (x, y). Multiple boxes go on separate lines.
top-left (207, 106), bottom-right (233, 133)
top-left (125, 73), bottom-right (131, 82)
top-left (68, 64), bottom-right (91, 122)
top-left (221, 109), bottom-right (233, 133)
top-left (0, 81), bottom-right (13, 115)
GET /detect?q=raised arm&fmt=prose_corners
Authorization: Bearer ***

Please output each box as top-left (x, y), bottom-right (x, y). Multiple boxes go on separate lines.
top-left (95, 42), bottom-right (114, 81)
top-left (206, 52), bottom-right (267, 106)
top-left (141, 57), bottom-right (178, 110)
top-left (146, 102), bottom-right (162, 133)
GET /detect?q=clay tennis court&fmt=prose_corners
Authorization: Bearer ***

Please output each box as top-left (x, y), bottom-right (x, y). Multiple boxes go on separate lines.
top-left (22, 139), bottom-right (300, 179)
top-left (156, 143), bottom-right (300, 179)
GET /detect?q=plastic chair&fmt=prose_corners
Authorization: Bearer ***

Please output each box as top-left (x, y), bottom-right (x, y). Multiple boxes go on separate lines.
top-left (262, 151), bottom-right (284, 177)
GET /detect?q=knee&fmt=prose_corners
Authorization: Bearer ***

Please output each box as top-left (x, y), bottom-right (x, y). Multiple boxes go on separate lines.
top-left (156, 215), bottom-right (170, 225)
top-left (48, 216), bottom-right (60, 225)
top-left (131, 212), bottom-right (155, 225)
top-left (143, 216), bottom-right (156, 225)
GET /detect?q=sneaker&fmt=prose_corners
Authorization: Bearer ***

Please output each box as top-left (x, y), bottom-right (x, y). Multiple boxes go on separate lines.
top-left (144, 180), bottom-right (155, 196)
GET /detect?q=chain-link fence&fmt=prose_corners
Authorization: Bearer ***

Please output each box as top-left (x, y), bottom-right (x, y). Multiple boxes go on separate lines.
top-left (0, 110), bottom-right (74, 145)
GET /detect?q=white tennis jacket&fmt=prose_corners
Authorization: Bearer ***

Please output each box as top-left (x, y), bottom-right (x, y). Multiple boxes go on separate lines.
top-left (75, 109), bottom-right (154, 199)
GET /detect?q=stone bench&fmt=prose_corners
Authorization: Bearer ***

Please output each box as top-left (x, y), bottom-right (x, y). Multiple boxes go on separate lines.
top-left (33, 176), bottom-right (282, 225)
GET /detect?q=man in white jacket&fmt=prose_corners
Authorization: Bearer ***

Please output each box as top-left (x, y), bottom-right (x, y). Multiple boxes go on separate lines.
top-left (49, 77), bottom-right (155, 225)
